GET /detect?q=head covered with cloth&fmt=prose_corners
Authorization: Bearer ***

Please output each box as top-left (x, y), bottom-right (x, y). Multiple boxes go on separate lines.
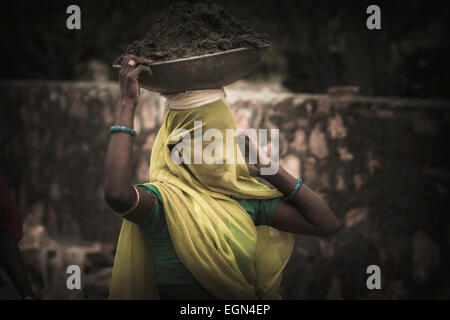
top-left (108, 88), bottom-right (295, 299)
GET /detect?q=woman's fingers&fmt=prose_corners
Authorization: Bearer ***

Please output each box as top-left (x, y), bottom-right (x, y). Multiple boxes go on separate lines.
top-left (121, 54), bottom-right (153, 67)
top-left (135, 56), bottom-right (153, 65)
top-left (120, 55), bottom-right (153, 81)
top-left (126, 65), bottom-right (153, 81)
top-left (119, 56), bottom-right (135, 80)
top-left (244, 133), bottom-right (271, 167)
top-left (127, 54), bottom-right (153, 65)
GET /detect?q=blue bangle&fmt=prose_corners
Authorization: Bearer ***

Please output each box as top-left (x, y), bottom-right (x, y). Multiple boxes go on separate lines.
top-left (285, 178), bottom-right (302, 201)
top-left (109, 125), bottom-right (137, 138)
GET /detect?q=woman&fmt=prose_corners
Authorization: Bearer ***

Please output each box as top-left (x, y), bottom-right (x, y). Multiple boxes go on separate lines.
top-left (103, 55), bottom-right (340, 300)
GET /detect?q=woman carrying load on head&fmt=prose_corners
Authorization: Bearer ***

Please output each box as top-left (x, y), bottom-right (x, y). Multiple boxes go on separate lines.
top-left (103, 55), bottom-right (341, 300)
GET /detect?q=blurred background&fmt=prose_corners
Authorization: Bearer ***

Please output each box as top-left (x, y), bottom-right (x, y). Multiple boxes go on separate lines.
top-left (2, 0), bottom-right (450, 98)
top-left (0, 0), bottom-right (449, 299)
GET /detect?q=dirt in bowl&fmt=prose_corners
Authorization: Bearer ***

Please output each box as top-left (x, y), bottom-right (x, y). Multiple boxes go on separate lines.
top-left (114, 0), bottom-right (270, 65)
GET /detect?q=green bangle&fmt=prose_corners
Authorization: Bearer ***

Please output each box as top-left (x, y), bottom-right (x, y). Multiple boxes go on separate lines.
top-left (109, 125), bottom-right (137, 138)
top-left (286, 178), bottom-right (302, 201)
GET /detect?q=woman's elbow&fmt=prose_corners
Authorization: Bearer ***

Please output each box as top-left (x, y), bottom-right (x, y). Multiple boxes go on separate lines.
top-left (322, 218), bottom-right (342, 237)
top-left (103, 187), bottom-right (131, 212)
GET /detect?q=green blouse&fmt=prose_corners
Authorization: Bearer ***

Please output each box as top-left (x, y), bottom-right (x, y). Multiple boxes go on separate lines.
top-left (135, 184), bottom-right (280, 287)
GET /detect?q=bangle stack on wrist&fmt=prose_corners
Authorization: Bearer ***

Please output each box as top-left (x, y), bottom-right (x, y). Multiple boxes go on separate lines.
top-left (109, 125), bottom-right (137, 138)
top-left (285, 178), bottom-right (302, 202)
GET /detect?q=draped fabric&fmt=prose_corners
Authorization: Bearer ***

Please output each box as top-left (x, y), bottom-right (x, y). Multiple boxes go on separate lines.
top-left (161, 88), bottom-right (227, 110)
top-left (108, 99), bottom-right (295, 300)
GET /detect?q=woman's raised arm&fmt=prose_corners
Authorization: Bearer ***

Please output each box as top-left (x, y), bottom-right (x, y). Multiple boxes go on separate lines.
top-left (102, 55), bottom-right (156, 223)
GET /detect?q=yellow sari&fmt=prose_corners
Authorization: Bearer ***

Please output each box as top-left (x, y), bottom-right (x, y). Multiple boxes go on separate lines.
top-left (108, 99), bottom-right (295, 299)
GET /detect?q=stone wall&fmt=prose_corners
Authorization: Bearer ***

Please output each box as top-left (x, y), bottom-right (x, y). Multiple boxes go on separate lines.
top-left (0, 80), bottom-right (449, 299)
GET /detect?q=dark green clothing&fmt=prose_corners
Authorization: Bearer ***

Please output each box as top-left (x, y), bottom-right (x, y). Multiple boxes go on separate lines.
top-left (135, 184), bottom-right (281, 286)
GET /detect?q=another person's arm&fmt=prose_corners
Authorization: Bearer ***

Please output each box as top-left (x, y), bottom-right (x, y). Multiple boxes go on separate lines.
top-left (0, 228), bottom-right (36, 299)
top-left (102, 55), bottom-right (156, 223)
top-left (0, 176), bottom-right (36, 299)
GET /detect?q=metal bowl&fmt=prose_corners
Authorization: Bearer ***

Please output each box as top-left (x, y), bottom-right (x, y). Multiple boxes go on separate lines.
top-left (113, 45), bottom-right (270, 94)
